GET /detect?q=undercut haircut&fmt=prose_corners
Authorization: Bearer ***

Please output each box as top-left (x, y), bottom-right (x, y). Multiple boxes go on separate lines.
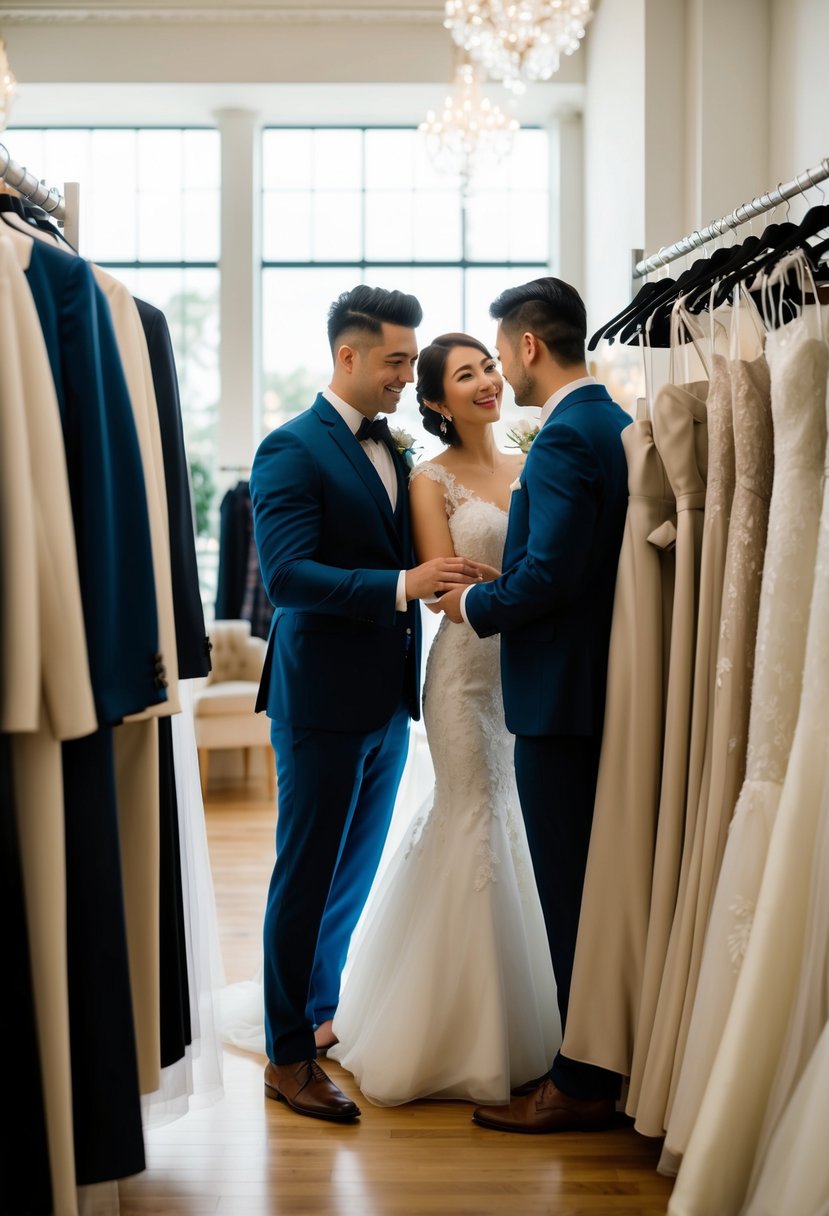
top-left (490, 277), bottom-right (587, 367)
top-left (327, 285), bottom-right (423, 353)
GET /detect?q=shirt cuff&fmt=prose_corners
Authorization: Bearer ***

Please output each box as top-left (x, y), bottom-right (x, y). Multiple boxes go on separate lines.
top-left (460, 585), bottom-right (473, 624)
top-left (395, 570), bottom-right (408, 613)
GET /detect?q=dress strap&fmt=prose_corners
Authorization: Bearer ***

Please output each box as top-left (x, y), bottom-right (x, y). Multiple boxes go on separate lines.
top-left (409, 461), bottom-right (474, 515)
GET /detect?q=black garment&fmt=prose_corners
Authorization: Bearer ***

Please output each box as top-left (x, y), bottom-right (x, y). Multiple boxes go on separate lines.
top-left (0, 736), bottom-right (52, 1216)
top-left (215, 481), bottom-right (252, 620)
top-left (158, 717), bottom-right (192, 1068)
top-left (216, 480), bottom-right (272, 637)
top-left (135, 297), bottom-right (211, 680)
top-left (63, 729), bottom-right (145, 1183)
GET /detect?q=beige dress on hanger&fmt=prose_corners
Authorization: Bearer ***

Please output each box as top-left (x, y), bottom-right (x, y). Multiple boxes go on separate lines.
top-left (563, 418), bottom-right (676, 1076)
top-left (635, 343), bottom-right (767, 1138)
top-left (668, 294), bottom-right (829, 1216)
top-left (661, 346), bottom-right (776, 1167)
top-left (626, 375), bottom-right (708, 1120)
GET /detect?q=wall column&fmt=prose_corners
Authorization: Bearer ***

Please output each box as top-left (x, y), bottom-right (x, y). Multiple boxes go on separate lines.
top-left (214, 107), bottom-right (262, 474)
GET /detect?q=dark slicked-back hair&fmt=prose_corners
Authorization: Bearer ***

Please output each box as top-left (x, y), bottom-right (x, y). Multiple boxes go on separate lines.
top-left (327, 284), bottom-right (423, 353)
top-left (416, 332), bottom-right (494, 448)
top-left (490, 277), bottom-right (587, 367)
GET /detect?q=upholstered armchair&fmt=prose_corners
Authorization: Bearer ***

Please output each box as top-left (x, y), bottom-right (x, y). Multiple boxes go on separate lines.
top-left (192, 619), bottom-right (274, 799)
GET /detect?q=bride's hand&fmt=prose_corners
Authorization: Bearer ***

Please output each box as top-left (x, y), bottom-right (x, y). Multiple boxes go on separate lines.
top-left (405, 555), bottom-right (484, 601)
top-left (470, 562), bottom-right (500, 583)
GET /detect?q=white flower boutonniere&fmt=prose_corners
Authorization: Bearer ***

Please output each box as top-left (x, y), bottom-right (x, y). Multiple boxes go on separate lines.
top-left (389, 426), bottom-right (420, 469)
top-left (506, 418), bottom-right (540, 454)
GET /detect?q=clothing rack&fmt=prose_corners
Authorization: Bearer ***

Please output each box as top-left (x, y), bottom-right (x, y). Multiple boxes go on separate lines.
top-left (633, 156), bottom-right (829, 281)
top-left (0, 140), bottom-right (80, 248)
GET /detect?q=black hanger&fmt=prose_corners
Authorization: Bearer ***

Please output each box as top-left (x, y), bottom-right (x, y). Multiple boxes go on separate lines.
top-left (688, 221), bottom-right (799, 313)
top-left (747, 204), bottom-right (829, 281)
top-left (587, 278), bottom-right (667, 350)
top-left (0, 192), bottom-right (30, 221)
top-left (616, 245), bottom-right (735, 347)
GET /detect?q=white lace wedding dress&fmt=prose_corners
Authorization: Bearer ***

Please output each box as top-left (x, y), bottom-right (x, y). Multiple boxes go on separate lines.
top-left (328, 462), bottom-right (560, 1106)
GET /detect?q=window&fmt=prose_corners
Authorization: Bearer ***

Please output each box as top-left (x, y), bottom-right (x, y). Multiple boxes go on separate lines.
top-left (261, 126), bottom-right (551, 452)
top-left (6, 126), bottom-right (221, 603)
top-left (6, 127), bottom-right (220, 485)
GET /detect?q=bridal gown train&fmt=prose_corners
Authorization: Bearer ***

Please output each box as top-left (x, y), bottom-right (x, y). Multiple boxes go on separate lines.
top-left (329, 463), bottom-right (560, 1105)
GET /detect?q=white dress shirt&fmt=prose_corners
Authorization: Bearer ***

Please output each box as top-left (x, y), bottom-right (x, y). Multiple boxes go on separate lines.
top-left (459, 376), bottom-right (599, 624)
top-left (322, 388), bottom-right (408, 612)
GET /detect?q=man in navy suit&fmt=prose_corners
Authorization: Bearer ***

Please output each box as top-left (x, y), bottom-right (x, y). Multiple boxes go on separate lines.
top-left (441, 278), bottom-right (631, 1133)
top-left (251, 285), bottom-right (483, 1121)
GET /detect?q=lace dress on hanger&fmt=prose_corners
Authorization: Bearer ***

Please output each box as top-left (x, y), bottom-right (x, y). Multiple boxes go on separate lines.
top-left (329, 462), bottom-right (560, 1105)
top-left (668, 288), bottom-right (829, 1216)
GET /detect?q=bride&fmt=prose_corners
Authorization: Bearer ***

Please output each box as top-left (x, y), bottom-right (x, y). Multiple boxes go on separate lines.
top-left (328, 333), bottom-right (560, 1105)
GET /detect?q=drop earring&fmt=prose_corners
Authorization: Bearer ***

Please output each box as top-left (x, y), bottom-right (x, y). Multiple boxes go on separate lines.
top-left (439, 417), bottom-right (448, 437)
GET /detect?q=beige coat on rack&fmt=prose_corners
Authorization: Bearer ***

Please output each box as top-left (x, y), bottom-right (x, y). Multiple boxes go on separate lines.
top-left (1, 227), bottom-right (99, 1216)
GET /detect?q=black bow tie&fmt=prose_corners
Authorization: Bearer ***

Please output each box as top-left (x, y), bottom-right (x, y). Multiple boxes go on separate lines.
top-left (356, 415), bottom-right (392, 446)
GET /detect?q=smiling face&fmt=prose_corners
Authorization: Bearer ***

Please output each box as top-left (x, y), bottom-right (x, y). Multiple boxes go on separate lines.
top-left (495, 322), bottom-right (536, 407)
top-left (438, 345), bottom-right (504, 429)
top-left (341, 321), bottom-right (419, 416)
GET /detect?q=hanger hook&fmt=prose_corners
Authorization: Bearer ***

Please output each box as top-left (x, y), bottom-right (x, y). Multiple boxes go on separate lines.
top-left (806, 166), bottom-right (826, 203)
top-left (776, 183), bottom-right (792, 221)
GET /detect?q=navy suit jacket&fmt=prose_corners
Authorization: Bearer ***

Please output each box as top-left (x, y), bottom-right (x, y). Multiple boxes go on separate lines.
top-left (24, 239), bottom-right (164, 724)
top-left (251, 394), bottom-right (421, 732)
top-left (465, 384), bottom-right (630, 738)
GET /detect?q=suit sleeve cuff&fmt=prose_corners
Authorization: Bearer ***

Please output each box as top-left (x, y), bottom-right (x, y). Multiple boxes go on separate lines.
top-left (395, 570), bottom-right (408, 613)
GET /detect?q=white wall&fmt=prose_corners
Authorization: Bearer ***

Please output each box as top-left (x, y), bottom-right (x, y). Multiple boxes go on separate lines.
top-left (582, 0), bottom-right (646, 333)
top-left (769, 0), bottom-right (829, 190)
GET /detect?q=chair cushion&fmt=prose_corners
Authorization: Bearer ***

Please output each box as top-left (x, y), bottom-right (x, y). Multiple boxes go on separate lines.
top-left (193, 680), bottom-right (259, 717)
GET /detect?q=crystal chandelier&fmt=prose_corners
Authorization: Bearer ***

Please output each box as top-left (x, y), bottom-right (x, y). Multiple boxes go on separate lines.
top-left (0, 38), bottom-right (17, 133)
top-left (444, 0), bottom-right (593, 91)
top-left (419, 58), bottom-right (519, 186)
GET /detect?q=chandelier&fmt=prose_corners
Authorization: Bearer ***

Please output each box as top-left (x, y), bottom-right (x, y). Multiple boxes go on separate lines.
top-left (444, 0), bottom-right (593, 91)
top-left (419, 58), bottom-right (519, 186)
top-left (0, 38), bottom-right (17, 133)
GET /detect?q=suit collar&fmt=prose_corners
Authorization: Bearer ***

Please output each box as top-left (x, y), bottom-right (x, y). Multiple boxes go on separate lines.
top-left (311, 394), bottom-right (405, 551)
top-left (544, 382), bottom-right (613, 423)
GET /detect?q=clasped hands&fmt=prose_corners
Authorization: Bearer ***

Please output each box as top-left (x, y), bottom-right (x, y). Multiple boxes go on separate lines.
top-left (405, 556), bottom-right (499, 624)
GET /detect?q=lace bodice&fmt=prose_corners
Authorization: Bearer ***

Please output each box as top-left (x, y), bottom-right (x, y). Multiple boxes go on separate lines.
top-left (407, 461), bottom-right (526, 891)
top-left (410, 461), bottom-right (509, 571)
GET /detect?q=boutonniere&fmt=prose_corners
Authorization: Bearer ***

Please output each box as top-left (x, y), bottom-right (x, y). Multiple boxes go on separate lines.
top-left (389, 426), bottom-right (420, 469)
top-left (506, 419), bottom-right (540, 454)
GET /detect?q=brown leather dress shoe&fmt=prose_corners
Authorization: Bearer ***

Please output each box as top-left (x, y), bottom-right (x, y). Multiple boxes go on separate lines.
top-left (473, 1079), bottom-right (615, 1134)
top-left (511, 1072), bottom-right (551, 1097)
top-left (264, 1059), bottom-right (360, 1122)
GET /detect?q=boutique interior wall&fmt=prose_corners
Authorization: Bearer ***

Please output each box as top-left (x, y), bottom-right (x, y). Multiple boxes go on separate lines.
top-left (2, 0), bottom-right (827, 441)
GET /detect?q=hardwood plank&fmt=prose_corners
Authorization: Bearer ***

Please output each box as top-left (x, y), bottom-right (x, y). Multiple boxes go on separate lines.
top-left (118, 787), bottom-right (674, 1215)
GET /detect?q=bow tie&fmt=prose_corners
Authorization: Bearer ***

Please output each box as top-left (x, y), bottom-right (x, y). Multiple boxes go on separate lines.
top-left (356, 415), bottom-right (392, 446)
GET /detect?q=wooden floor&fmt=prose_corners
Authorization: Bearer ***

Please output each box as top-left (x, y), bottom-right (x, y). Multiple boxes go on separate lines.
top-left (119, 778), bottom-right (675, 1216)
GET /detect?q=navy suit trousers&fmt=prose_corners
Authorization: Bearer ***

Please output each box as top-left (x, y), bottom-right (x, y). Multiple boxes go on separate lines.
top-left (514, 733), bottom-right (622, 1101)
top-left (264, 705), bottom-right (410, 1064)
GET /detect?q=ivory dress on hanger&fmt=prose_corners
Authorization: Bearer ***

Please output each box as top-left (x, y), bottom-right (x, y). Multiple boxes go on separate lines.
top-left (669, 296), bottom-right (829, 1216)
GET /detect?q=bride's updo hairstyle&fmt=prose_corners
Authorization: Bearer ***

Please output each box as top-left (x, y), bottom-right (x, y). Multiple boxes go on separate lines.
top-left (416, 332), bottom-right (495, 448)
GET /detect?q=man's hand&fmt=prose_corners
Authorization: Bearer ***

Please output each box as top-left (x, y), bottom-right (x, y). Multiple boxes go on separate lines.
top-left (405, 556), bottom-right (488, 601)
top-left (439, 585), bottom-right (467, 623)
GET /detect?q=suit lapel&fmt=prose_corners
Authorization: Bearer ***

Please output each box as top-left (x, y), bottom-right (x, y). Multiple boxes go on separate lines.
top-left (312, 395), bottom-right (403, 553)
